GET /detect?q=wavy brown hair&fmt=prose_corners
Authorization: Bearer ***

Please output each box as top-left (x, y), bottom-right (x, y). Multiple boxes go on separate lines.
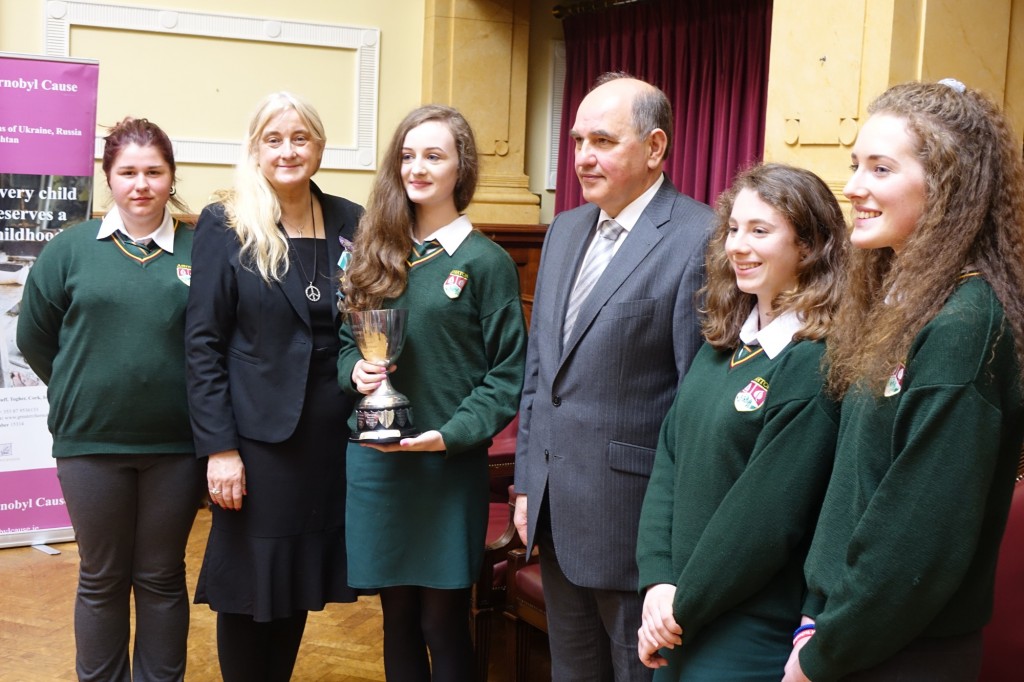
top-left (826, 81), bottom-right (1024, 397)
top-left (702, 163), bottom-right (848, 351)
top-left (343, 105), bottom-right (478, 311)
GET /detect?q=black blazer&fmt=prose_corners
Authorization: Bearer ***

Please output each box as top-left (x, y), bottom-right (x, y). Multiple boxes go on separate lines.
top-left (186, 182), bottom-right (362, 456)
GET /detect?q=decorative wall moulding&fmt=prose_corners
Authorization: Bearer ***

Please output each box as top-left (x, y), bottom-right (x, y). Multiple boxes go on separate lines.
top-left (44, 1), bottom-right (380, 170)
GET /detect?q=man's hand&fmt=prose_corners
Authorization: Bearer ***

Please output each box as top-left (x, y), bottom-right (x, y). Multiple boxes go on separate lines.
top-left (514, 494), bottom-right (528, 545)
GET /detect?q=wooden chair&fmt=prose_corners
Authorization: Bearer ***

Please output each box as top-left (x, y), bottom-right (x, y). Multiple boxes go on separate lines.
top-left (471, 416), bottom-right (522, 681)
top-left (503, 487), bottom-right (547, 682)
top-left (979, 471), bottom-right (1024, 681)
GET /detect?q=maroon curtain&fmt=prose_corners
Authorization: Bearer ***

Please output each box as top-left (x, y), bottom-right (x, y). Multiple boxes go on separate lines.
top-left (555, 0), bottom-right (772, 212)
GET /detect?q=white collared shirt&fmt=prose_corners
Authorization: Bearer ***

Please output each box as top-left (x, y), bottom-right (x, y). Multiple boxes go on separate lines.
top-left (578, 173), bottom-right (665, 267)
top-left (738, 307), bottom-right (804, 359)
top-left (96, 207), bottom-right (176, 253)
top-left (414, 214), bottom-right (474, 255)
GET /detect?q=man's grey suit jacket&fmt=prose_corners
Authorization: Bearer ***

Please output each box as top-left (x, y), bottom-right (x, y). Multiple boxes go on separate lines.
top-left (515, 177), bottom-right (714, 591)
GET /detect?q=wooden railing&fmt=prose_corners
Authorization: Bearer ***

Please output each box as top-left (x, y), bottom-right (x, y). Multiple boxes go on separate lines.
top-left (478, 223), bottom-right (547, 328)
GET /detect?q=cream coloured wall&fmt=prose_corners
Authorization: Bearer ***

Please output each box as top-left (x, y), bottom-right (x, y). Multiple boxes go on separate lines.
top-left (7, 1), bottom-right (1023, 224)
top-left (0, 0), bottom-right (426, 213)
top-left (422, 0), bottom-right (540, 223)
top-left (764, 0), bottom-right (1024, 208)
top-left (524, 3), bottom-right (562, 225)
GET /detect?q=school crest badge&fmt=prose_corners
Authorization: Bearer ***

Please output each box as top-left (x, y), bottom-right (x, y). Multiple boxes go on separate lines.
top-left (177, 264), bottom-right (192, 286)
top-left (735, 377), bottom-right (769, 412)
top-left (884, 363), bottom-right (906, 397)
top-left (444, 269), bottom-right (468, 299)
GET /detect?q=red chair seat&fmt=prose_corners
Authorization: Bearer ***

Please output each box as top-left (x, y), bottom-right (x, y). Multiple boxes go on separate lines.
top-left (515, 563), bottom-right (544, 605)
top-left (979, 477), bottom-right (1024, 681)
top-left (492, 559), bottom-right (507, 589)
top-left (505, 546), bottom-right (548, 682)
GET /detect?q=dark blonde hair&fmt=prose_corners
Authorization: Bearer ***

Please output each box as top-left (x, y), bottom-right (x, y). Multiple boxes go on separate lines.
top-left (826, 81), bottom-right (1024, 396)
top-left (102, 117), bottom-right (188, 214)
top-left (702, 163), bottom-right (847, 350)
top-left (343, 105), bottom-right (478, 311)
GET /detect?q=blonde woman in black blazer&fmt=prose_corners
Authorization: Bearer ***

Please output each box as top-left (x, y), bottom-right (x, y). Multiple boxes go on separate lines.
top-left (185, 92), bottom-right (364, 682)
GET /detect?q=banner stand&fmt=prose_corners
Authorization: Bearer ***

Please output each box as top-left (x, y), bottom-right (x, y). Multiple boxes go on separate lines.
top-left (0, 52), bottom-right (99, 549)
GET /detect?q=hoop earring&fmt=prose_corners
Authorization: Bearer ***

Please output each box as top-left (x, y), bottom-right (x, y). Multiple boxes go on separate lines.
top-left (169, 187), bottom-right (176, 196)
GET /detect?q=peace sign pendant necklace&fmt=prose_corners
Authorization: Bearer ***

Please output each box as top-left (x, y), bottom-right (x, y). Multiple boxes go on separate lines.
top-left (286, 194), bottom-right (322, 302)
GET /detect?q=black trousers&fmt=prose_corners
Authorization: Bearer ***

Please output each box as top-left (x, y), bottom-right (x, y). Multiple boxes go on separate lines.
top-left (57, 453), bottom-right (205, 682)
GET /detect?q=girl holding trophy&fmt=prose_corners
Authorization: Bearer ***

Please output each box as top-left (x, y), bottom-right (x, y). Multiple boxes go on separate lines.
top-left (339, 105), bottom-right (527, 681)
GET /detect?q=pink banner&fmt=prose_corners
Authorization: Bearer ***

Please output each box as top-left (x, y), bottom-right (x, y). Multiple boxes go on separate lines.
top-left (0, 466), bottom-right (69, 535)
top-left (0, 54), bottom-right (97, 548)
top-left (0, 55), bottom-right (99, 175)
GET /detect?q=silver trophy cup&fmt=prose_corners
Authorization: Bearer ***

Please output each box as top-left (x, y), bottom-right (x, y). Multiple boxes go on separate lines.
top-left (349, 309), bottom-right (418, 443)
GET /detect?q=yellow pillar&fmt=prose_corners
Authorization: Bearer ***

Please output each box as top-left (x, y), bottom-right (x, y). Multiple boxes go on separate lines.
top-left (763, 0), bottom-right (1024, 203)
top-left (423, 0), bottom-right (540, 223)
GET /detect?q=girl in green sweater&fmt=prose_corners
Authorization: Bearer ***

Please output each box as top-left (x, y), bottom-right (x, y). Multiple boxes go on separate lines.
top-left (339, 105), bottom-right (526, 681)
top-left (636, 163), bottom-right (846, 680)
top-left (784, 81), bottom-right (1024, 681)
top-left (17, 117), bottom-right (204, 681)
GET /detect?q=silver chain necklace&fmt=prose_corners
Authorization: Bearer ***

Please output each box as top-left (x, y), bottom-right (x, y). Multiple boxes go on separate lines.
top-left (284, 194), bottom-right (322, 302)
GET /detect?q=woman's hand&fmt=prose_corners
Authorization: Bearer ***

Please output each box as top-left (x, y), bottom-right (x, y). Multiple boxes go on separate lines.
top-left (637, 583), bottom-right (683, 668)
top-left (351, 359), bottom-right (395, 396)
top-left (782, 617), bottom-right (815, 682)
top-left (207, 450), bottom-right (245, 511)
top-left (364, 430), bottom-right (445, 453)
top-left (782, 641), bottom-right (812, 682)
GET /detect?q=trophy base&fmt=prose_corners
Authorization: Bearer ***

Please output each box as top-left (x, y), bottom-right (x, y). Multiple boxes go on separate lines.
top-left (350, 403), bottom-right (418, 444)
top-left (349, 429), bottom-right (419, 444)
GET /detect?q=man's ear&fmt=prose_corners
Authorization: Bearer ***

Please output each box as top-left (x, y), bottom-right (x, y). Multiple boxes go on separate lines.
top-left (647, 128), bottom-right (668, 168)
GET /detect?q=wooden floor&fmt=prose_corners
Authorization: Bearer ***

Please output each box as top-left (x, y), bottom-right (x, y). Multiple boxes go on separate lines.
top-left (0, 508), bottom-right (550, 681)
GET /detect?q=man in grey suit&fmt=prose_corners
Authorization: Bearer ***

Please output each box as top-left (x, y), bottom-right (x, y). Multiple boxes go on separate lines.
top-left (513, 73), bottom-right (713, 681)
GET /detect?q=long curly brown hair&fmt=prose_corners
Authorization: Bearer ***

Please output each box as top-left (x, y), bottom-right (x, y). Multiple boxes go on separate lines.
top-left (702, 163), bottom-right (848, 350)
top-left (826, 81), bottom-right (1024, 397)
top-left (342, 105), bottom-right (478, 311)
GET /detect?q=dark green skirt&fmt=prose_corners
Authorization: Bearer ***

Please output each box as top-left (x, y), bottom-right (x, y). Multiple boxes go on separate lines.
top-left (345, 441), bottom-right (489, 589)
top-left (653, 609), bottom-right (790, 682)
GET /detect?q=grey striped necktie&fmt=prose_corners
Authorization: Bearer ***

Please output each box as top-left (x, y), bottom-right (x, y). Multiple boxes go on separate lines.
top-left (563, 219), bottom-right (624, 344)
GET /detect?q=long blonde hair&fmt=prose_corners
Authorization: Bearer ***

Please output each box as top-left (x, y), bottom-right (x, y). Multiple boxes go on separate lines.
top-left (826, 81), bottom-right (1024, 397)
top-left (218, 92), bottom-right (326, 283)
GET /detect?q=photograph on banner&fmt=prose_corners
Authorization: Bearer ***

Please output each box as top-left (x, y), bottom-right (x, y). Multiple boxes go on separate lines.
top-left (0, 173), bottom-right (93, 387)
top-left (0, 53), bottom-right (97, 545)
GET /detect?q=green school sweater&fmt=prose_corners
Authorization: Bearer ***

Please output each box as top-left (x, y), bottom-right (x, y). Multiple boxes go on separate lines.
top-left (637, 337), bottom-right (839, 643)
top-left (339, 229), bottom-right (527, 454)
top-left (16, 219), bottom-right (195, 456)
top-left (800, 276), bottom-right (1024, 681)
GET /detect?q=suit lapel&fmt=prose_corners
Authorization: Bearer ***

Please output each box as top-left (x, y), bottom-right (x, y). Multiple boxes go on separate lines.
top-left (278, 242), bottom-right (312, 328)
top-left (554, 205), bottom-right (601, 352)
top-left (560, 183), bottom-right (677, 359)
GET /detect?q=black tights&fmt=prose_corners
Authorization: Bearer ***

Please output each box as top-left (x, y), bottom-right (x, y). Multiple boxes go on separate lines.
top-left (216, 611), bottom-right (308, 682)
top-left (379, 585), bottom-right (474, 682)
